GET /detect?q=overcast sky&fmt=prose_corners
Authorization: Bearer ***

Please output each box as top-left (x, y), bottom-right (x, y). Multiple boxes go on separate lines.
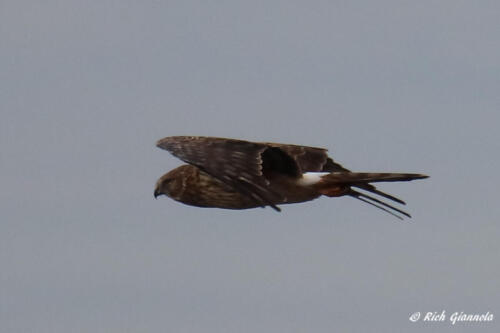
top-left (1, 1), bottom-right (499, 332)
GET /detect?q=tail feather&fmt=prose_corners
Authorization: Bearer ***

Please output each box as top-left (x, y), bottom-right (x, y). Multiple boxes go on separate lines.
top-left (354, 183), bottom-right (406, 205)
top-left (316, 172), bottom-right (428, 220)
top-left (349, 193), bottom-right (405, 220)
top-left (349, 189), bottom-right (410, 220)
top-left (320, 172), bottom-right (428, 184)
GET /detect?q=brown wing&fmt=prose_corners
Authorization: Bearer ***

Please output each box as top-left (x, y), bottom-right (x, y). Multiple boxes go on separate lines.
top-left (156, 136), bottom-right (292, 211)
top-left (263, 142), bottom-right (349, 173)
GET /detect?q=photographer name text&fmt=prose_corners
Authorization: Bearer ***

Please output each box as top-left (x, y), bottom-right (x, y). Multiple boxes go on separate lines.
top-left (409, 310), bottom-right (493, 325)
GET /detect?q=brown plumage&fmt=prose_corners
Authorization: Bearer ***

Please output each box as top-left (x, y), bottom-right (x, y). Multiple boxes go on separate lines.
top-left (154, 136), bottom-right (428, 219)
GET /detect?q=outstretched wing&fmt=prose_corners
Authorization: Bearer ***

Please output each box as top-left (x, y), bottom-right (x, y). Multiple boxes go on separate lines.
top-left (156, 136), bottom-right (287, 211)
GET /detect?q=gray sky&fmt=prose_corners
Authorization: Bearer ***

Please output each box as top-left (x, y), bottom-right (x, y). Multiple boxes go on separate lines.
top-left (1, 1), bottom-right (499, 332)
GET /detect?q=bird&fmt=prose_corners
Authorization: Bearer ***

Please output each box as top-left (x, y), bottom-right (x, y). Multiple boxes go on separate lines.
top-left (154, 136), bottom-right (428, 219)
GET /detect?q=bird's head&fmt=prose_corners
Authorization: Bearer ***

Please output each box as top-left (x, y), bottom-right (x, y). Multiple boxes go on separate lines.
top-left (154, 166), bottom-right (190, 200)
top-left (154, 174), bottom-right (175, 199)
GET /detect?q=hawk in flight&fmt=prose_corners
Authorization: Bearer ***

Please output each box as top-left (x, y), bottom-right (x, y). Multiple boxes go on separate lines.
top-left (154, 136), bottom-right (428, 219)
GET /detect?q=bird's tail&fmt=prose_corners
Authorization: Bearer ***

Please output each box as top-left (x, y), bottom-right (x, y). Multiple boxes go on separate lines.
top-left (316, 172), bottom-right (428, 220)
top-left (319, 172), bottom-right (428, 185)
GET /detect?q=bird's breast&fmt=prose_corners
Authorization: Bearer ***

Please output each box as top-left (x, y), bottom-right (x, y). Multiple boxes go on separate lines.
top-left (175, 169), bottom-right (259, 209)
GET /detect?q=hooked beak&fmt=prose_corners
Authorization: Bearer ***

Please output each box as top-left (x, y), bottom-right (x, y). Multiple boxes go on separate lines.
top-left (154, 189), bottom-right (160, 199)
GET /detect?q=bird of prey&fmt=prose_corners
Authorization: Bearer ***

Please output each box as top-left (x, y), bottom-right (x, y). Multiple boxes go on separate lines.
top-left (154, 136), bottom-right (428, 219)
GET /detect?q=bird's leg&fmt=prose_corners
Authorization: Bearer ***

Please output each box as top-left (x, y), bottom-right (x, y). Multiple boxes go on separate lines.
top-left (318, 185), bottom-right (350, 197)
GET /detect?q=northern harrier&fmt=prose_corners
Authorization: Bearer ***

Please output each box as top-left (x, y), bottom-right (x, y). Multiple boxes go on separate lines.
top-left (154, 136), bottom-right (428, 219)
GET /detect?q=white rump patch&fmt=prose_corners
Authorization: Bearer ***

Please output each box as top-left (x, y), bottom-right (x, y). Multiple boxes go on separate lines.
top-left (297, 172), bottom-right (329, 186)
